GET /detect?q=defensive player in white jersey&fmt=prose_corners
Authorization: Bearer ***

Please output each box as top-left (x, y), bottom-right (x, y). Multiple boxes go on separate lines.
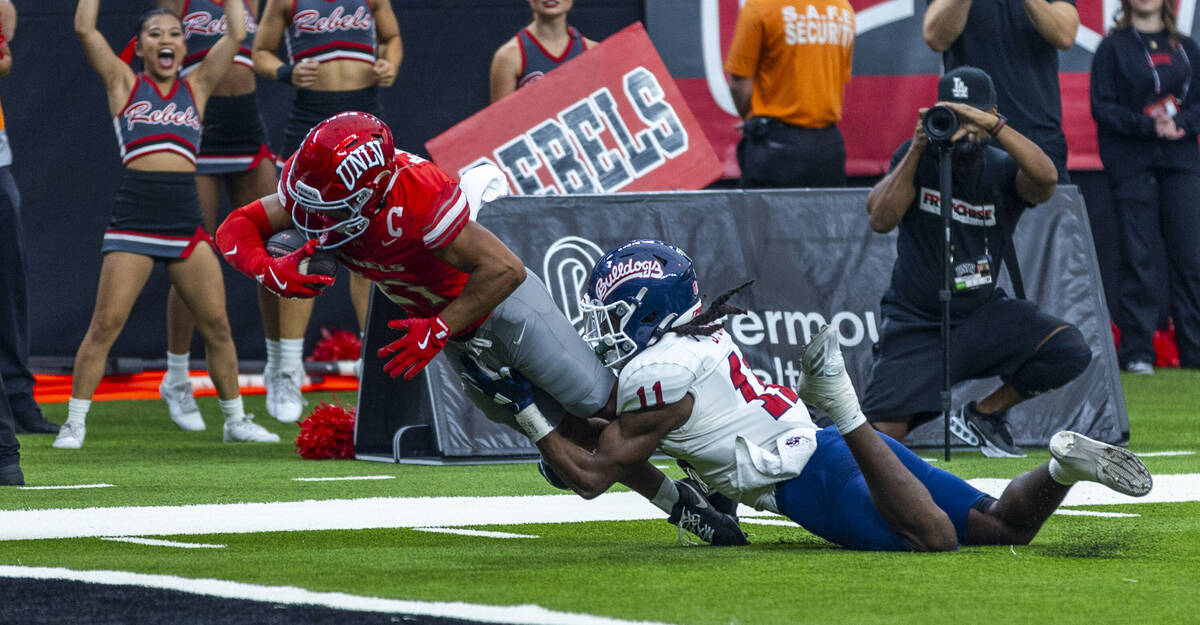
top-left (465, 240), bottom-right (1154, 551)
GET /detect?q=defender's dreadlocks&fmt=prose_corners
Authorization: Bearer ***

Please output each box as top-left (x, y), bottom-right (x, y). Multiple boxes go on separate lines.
top-left (671, 280), bottom-right (755, 338)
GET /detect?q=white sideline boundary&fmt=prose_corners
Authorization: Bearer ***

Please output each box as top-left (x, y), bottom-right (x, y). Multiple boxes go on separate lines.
top-left (2, 474), bottom-right (1196, 542)
top-left (0, 566), bottom-right (678, 625)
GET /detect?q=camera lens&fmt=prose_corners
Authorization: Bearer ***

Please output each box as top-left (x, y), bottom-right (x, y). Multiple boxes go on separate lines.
top-left (923, 105), bottom-right (959, 144)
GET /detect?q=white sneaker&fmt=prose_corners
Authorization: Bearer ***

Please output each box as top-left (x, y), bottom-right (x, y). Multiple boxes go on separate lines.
top-left (272, 366), bottom-right (307, 423)
top-left (223, 414), bottom-right (280, 443)
top-left (1124, 361), bottom-right (1155, 375)
top-left (53, 421), bottom-right (86, 449)
top-left (264, 367), bottom-right (280, 419)
top-left (1049, 431), bottom-right (1152, 497)
top-left (796, 325), bottom-right (861, 426)
top-left (159, 378), bottom-right (205, 431)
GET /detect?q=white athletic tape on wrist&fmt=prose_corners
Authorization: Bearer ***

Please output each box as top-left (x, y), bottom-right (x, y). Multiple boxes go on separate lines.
top-left (515, 404), bottom-right (553, 443)
top-left (837, 410), bottom-right (868, 435)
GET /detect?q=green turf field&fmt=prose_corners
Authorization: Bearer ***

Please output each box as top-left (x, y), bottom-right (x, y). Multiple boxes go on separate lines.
top-left (3, 371), bottom-right (1199, 625)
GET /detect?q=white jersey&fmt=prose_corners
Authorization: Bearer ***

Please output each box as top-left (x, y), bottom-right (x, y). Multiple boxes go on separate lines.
top-left (616, 330), bottom-right (818, 511)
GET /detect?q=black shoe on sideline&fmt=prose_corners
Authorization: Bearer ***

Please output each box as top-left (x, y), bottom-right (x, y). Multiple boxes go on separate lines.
top-left (13, 409), bottom-right (60, 434)
top-left (961, 402), bottom-right (1026, 458)
top-left (0, 463), bottom-right (24, 486)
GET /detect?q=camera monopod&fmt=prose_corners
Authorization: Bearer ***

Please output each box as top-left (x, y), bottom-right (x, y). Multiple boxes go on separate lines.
top-left (937, 142), bottom-right (953, 462)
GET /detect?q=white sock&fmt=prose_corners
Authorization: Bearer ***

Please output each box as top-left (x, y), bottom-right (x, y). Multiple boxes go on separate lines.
top-left (165, 352), bottom-right (190, 385)
top-left (1048, 458), bottom-right (1083, 486)
top-left (67, 397), bottom-right (92, 425)
top-left (219, 397), bottom-right (246, 423)
top-left (264, 339), bottom-right (281, 374)
top-left (280, 338), bottom-right (304, 372)
top-left (650, 477), bottom-right (680, 513)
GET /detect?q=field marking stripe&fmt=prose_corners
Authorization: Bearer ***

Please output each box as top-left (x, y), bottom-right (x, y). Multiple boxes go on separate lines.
top-left (0, 492), bottom-right (678, 541)
top-left (1051, 509), bottom-right (1140, 518)
top-left (19, 483), bottom-right (115, 491)
top-left (1138, 451), bottom-right (1196, 457)
top-left (0, 566), bottom-right (679, 625)
top-left (739, 518), bottom-right (796, 527)
top-left (413, 527), bottom-right (539, 539)
top-left (2, 474), bottom-right (1197, 542)
top-left (101, 537), bottom-right (226, 549)
top-left (292, 476), bottom-right (396, 482)
top-left (967, 473), bottom-right (1200, 506)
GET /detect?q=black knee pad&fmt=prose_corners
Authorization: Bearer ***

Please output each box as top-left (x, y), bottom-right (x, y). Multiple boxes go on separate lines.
top-left (1009, 326), bottom-right (1092, 398)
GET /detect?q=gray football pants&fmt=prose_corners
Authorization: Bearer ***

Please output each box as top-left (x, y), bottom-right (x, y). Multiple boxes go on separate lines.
top-left (443, 271), bottom-right (614, 431)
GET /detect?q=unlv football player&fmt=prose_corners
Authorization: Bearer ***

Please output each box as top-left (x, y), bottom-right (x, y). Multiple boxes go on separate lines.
top-left (216, 112), bottom-right (747, 545)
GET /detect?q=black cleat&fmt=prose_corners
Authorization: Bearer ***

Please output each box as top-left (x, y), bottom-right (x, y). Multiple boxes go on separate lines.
top-left (677, 468), bottom-right (740, 518)
top-left (668, 479), bottom-right (748, 546)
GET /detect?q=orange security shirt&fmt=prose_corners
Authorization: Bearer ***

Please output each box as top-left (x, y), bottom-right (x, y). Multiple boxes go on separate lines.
top-left (725, 0), bottom-right (855, 128)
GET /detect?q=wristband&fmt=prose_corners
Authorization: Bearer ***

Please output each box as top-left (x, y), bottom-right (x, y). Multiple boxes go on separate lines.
top-left (276, 63), bottom-right (295, 85)
top-left (989, 114), bottom-right (1007, 137)
top-left (514, 404), bottom-right (554, 443)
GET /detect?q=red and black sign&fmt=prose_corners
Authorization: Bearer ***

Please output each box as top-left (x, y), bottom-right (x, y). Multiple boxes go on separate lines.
top-left (426, 23), bottom-right (722, 194)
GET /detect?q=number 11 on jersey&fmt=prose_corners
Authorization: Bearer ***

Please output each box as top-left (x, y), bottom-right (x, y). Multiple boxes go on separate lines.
top-left (635, 381), bottom-right (664, 409)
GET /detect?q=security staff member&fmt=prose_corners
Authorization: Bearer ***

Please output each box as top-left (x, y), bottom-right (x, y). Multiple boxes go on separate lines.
top-left (725, 0), bottom-right (856, 188)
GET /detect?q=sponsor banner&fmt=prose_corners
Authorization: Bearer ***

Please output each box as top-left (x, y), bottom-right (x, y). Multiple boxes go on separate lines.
top-left (646, 0), bottom-right (1200, 177)
top-left (425, 22), bottom-right (722, 195)
top-left (355, 187), bottom-right (1127, 461)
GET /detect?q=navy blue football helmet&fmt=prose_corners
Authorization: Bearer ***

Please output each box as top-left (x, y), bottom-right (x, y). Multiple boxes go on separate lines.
top-left (581, 240), bottom-right (701, 368)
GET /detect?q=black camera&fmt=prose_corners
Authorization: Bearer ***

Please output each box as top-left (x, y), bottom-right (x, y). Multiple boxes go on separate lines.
top-left (922, 105), bottom-right (959, 146)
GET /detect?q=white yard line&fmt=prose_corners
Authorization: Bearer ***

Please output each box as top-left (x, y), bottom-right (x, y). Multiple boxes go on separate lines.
top-left (1138, 451), bottom-right (1196, 457)
top-left (101, 537), bottom-right (226, 549)
top-left (1, 474), bottom-right (1195, 542)
top-left (739, 518), bottom-right (795, 527)
top-left (292, 476), bottom-right (395, 482)
top-left (413, 528), bottom-right (539, 539)
top-left (1051, 510), bottom-right (1140, 518)
top-left (0, 566), bottom-right (679, 625)
top-left (19, 483), bottom-right (115, 491)
top-left (967, 473), bottom-right (1199, 506)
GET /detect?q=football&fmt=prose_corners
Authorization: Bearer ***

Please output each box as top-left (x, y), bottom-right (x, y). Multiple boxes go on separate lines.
top-left (265, 229), bottom-right (339, 279)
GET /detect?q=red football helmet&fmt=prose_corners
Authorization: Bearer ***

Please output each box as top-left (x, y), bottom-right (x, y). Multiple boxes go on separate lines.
top-left (281, 111), bottom-right (396, 248)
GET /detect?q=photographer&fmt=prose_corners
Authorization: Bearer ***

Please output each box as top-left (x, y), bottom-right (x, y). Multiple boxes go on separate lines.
top-left (862, 66), bottom-right (1090, 458)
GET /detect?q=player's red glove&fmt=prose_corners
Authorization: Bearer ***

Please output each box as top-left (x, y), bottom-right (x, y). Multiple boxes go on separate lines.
top-left (378, 315), bottom-right (450, 379)
top-left (257, 239), bottom-right (334, 298)
top-left (216, 201), bottom-right (334, 298)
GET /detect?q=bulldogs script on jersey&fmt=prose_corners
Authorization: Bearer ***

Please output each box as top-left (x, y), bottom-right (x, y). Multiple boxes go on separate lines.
top-left (617, 330), bottom-right (818, 510)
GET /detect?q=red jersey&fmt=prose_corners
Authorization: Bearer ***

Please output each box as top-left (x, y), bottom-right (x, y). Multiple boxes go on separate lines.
top-left (281, 150), bottom-right (473, 323)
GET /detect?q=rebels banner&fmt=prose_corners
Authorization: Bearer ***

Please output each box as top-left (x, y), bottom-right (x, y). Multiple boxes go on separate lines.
top-left (646, 0), bottom-right (1200, 177)
top-left (425, 22), bottom-right (721, 194)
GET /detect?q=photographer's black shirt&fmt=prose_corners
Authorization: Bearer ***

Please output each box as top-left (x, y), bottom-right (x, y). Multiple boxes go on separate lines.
top-left (882, 139), bottom-right (1032, 321)
top-left (932, 0), bottom-right (1074, 176)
